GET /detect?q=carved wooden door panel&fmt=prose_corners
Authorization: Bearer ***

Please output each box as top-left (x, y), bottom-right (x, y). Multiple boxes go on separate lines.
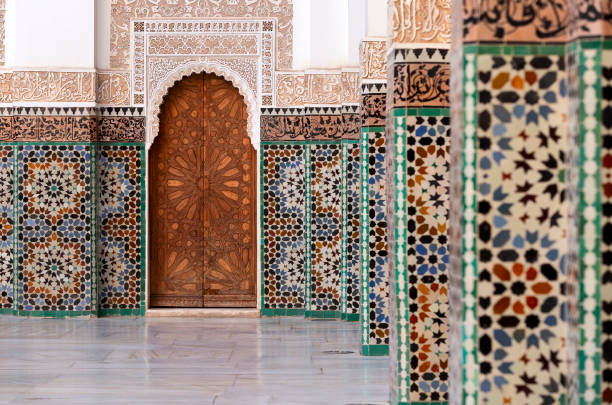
top-left (150, 73), bottom-right (256, 308)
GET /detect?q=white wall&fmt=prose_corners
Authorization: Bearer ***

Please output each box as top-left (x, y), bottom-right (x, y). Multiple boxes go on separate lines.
top-left (95, 0), bottom-right (111, 69)
top-left (292, 0), bottom-right (312, 71)
top-left (12, 0), bottom-right (94, 69)
top-left (348, 0), bottom-right (367, 65)
top-left (367, 0), bottom-right (387, 38)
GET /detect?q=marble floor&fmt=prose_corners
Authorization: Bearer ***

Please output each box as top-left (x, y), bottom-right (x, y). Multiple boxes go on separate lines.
top-left (0, 316), bottom-right (389, 404)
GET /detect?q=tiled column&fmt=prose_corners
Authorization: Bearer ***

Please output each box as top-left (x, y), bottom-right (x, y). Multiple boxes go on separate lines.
top-left (360, 82), bottom-right (390, 355)
top-left (386, 0), bottom-right (452, 403)
top-left (305, 106), bottom-right (343, 319)
top-left (566, 8), bottom-right (612, 403)
top-left (449, 1), bottom-right (580, 404)
top-left (260, 107), bottom-right (307, 316)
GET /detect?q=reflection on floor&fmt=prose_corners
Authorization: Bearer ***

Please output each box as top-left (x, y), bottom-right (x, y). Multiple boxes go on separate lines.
top-left (0, 316), bottom-right (390, 404)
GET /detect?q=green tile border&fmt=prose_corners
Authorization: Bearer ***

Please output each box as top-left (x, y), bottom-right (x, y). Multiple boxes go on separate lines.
top-left (12, 310), bottom-right (94, 318)
top-left (261, 308), bottom-right (305, 317)
top-left (341, 312), bottom-right (359, 322)
top-left (305, 310), bottom-right (341, 319)
top-left (98, 308), bottom-right (145, 317)
top-left (361, 344), bottom-right (389, 356)
top-left (463, 43), bottom-right (565, 55)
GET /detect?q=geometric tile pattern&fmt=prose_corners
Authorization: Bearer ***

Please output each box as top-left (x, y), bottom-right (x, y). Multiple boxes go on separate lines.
top-left (361, 126), bottom-right (390, 350)
top-left (17, 144), bottom-right (93, 312)
top-left (600, 48), bottom-right (612, 405)
top-left (404, 113), bottom-right (450, 402)
top-left (462, 50), bottom-right (571, 404)
top-left (261, 144), bottom-right (306, 310)
top-left (98, 145), bottom-right (145, 312)
top-left (309, 144), bottom-right (342, 314)
top-left (0, 145), bottom-right (13, 309)
top-left (341, 141), bottom-right (360, 318)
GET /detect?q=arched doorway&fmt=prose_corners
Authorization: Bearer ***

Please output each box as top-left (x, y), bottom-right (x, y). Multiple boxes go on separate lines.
top-left (149, 72), bottom-right (257, 308)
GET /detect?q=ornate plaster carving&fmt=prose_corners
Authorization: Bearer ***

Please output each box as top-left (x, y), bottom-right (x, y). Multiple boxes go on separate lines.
top-left (305, 73), bottom-right (343, 105)
top-left (148, 60), bottom-right (259, 149)
top-left (360, 40), bottom-right (387, 80)
top-left (148, 34), bottom-right (259, 55)
top-left (341, 71), bottom-right (360, 104)
top-left (132, 19), bottom-right (271, 106)
top-left (96, 72), bottom-right (130, 105)
top-left (390, 0), bottom-right (451, 44)
top-left (148, 56), bottom-right (258, 100)
top-left (110, 0), bottom-right (293, 70)
top-left (0, 71), bottom-right (96, 103)
top-left (275, 73), bottom-right (306, 107)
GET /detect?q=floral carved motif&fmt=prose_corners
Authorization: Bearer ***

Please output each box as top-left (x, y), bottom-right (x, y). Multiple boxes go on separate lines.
top-left (360, 41), bottom-right (387, 80)
top-left (110, 0), bottom-right (293, 70)
top-left (148, 34), bottom-right (259, 55)
top-left (391, 0), bottom-right (451, 44)
top-left (96, 72), bottom-right (130, 105)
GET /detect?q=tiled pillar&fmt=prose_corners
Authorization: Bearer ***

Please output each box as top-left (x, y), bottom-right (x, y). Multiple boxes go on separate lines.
top-left (341, 104), bottom-right (361, 321)
top-left (386, 0), bottom-right (452, 402)
top-left (260, 107), bottom-right (307, 316)
top-left (305, 106), bottom-right (343, 319)
top-left (360, 82), bottom-right (390, 355)
top-left (566, 10), bottom-right (612, 403)
top-left (449, 1), bottom-right (581, 404)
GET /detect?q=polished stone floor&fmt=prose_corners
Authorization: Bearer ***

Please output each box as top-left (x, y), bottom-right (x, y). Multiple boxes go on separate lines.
top-left (0, 316), bottom-right (389, 404)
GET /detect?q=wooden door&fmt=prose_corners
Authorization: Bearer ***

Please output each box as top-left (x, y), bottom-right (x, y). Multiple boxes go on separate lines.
top-left (149, 73), bottom-right (256, 308)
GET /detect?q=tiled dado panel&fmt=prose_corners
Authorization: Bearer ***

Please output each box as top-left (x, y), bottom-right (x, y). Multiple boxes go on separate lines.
top-left (260, 107), bottom-right (360, 319)
top-left (0, 145), bottom-right (13, 309)
top-left (261, 144), bottom-right (306, 314)
top-left (0, 107), bottom-right (146, 317)
top-left (387, 46), bottom-right (451, 403)
top-left (97, 145), bottom-right (145, 315)
top-left (360, 84), bottom-right (390, 354)
top-left (341, 105), bottom-right (361, 321)
top-left (17, 145), bottom-right (94, 314)
top-left (307, 143), bottom-right (343, 317)
top-left (342, 141), bottom-right (360, 320)
top-left (453, 47), bottom-right (573, 404)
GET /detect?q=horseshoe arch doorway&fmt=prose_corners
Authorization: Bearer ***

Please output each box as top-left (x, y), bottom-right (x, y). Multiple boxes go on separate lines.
top-left (149, 72), bottom-right (257, 308)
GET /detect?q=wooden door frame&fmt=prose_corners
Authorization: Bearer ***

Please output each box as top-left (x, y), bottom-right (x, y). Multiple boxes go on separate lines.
top-left (144, 64), bottom-right (262, 313)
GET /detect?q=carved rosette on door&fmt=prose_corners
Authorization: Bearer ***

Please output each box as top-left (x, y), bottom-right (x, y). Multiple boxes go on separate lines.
top-left (150, 73), bottom-right (256, 308)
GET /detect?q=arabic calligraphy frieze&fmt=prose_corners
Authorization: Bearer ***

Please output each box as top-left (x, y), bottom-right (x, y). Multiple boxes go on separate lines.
top-left (463, 0), bottom-right (569, 42)
top-left (261, 108), bottom-right (306, 141)
top-left (393, 62), bottom-right (450, 108)
top-left (305, 107), bottom-right (343, 141)
top-left (342, 106), bottom-right (361, 140)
